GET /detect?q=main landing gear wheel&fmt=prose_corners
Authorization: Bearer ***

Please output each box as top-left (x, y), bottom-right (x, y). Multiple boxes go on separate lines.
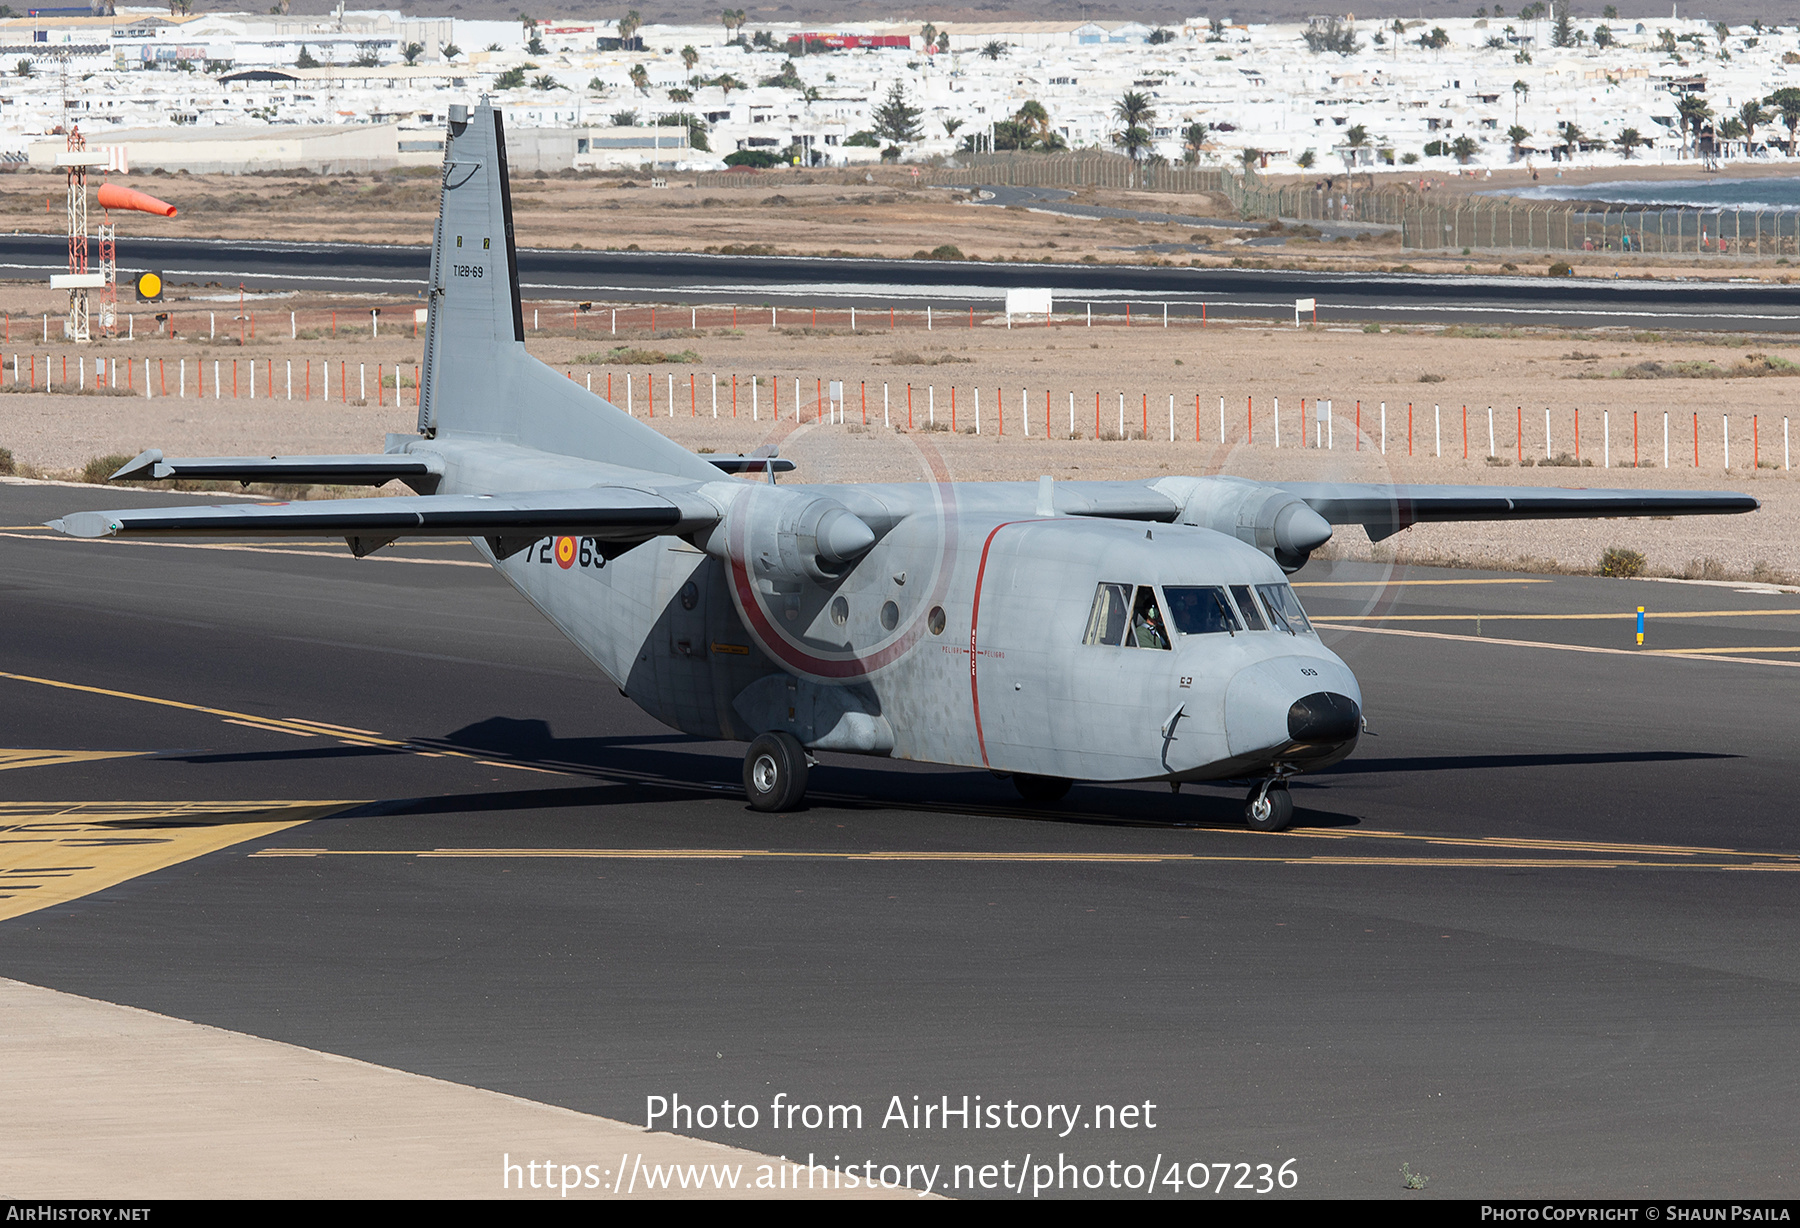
top-left (744, 731), bottom-right (809, 812)
top-left (1244, 781), bottom-right (1294, 832)
top-left (1012, 774), bottom-right (1072, 804)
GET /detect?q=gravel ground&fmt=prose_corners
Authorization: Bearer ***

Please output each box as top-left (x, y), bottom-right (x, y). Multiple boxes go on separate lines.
top-left (5, 317), bottom-right (1791, 582)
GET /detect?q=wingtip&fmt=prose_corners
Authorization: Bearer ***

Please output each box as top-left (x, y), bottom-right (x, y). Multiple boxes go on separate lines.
top-left (49, 512), bottom-right (117, 538)
top-left (109, 448), bottom-right (164, 482)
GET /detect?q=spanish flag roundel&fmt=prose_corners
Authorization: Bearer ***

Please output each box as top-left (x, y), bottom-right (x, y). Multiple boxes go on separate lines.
top-left (555, 536), bottom-right (577, 568)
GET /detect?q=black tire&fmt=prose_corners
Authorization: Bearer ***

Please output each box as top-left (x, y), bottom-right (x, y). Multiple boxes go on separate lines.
top-left (1244, 783), bottom-right (1294, 832)
top-left (1012, 774), bottom-right (1073, 804)
top-left (744, 731), bottom-right (809, 812)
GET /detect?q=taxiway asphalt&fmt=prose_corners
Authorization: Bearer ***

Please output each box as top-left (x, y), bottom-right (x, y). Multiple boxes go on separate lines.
top-left (0, 231), bottom-right (1795, 330)
top-left (3, 480), bottom-right (1797, 1198)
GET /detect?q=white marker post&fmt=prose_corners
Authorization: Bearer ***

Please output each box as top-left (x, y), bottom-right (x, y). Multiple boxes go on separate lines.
top-left (1219, 396), bottom-right (1225, 444)
top-left (974, 387), bottom-right (981, 434)
top-left (1604, 410), bottom-right (1611, 467)
top-left (1117, 393), bottom-right (1124, 439)
top-left (1380, 402), bottom-right (1386, 454)
top-left (1487, 406), bottom-right (1495, 458)
top-left (1545, 408), bottom-right (1552, 458)
top-left (883, 382), bottom-right (889, 428)
top-left (929, 386), bottom-right (935, 425)
top-left (1022, 388), bottom-right (1029, 437)
top-left (1663, 412), bottom-right (1669, 468)
top-left (1168, 394), bottom-right (1175, 442)
top-left (1434, 404), bottom-right (1441, 458)
top-left (1274, 397), bottom-right (1281, 448)
top-left (285, 360), bottom-right (291, 401)
top-left (1723, 415), bottom-right (1730, 470)
top-left (711, 373), bottom-right (717, 418)
top-left (1327, 399), bottom-right (1334, 450)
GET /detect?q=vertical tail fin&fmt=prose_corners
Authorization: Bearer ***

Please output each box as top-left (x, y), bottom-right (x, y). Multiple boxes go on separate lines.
top-left (416, 101), bottom-right (718, 482)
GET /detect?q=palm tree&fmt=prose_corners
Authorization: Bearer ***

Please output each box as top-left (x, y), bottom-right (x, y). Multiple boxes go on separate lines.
top-left (1508, 123), bottom-right (1530, 160)
top-left (1557, 120), bottom-right (1582, 160)
top-left (1391, 17), bottom-right (1405, 58)
top-left (681, 45), bottom-right (699, 72)
top-left (1450, 135), bottom-right (1480, 164)
top-left (1676, 94), bottom-right (1713, 156)
top-left (943, 117), bottom-right (964, 139)
top-left (1614, 128), bottom-right (1645, 158)
top-left (1737, 100), bottom-right (1768, 151)
top-left (1512, 79), bottom-right (1529, 124)
top-left (980, 40), bottom-right (1006, 60)
top-left (619, 10), bottom-right (643, 43)
top-left (1768, 89), bottom-right (1800, 157)
top-left (1015, 99), bottom-right (1050, 140)
top-left (1112, 91), bottom-right (1156, 163)
top-left (629, 63), bottom-right (649, 95)
top-left (1181, 120), bottom-right (1211, 163)
top-left (920, 23), bottom-right (937, 52)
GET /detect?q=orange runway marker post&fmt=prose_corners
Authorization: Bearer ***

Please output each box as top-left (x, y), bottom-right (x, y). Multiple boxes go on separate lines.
top-left (1141, 392), bottom-right (1147, 437)
top-left (1633, 411), bottom-right (1639, 467)
top-left (1407, 402), bottom-right (1413, 456)
top-left (231, 360), bottom-right (237, 398)
top-left (907, 382), bottom-right (913, 429)
top-left (159, 358), bottom-right (165, 397)
top-left (1517, 406), bottom-right (1523, 462)
top-left (951, 386), bottom-right (957, 433)
top-left (732, 374), bottom-right (738, 418)
top-left (1462, 405), bottom-right (1468, 459)
top-left (1355, 400), bottom-right (1362, 451)
top-left (690, 373), bottom-right (696, 417)
top-left (1575, 408), bottom-right (1581, 464)
top-left (1248, 396), bottom-right (1253, 444)
top-left (1194, 393), bottom-right (1200, 442)
top-left (378, 364), bottom-right (384, 407)
top-left (415, 366), bottom-right (420, 407)
top-left (1095, 391), bottom-right (1101, 439)
top-left (997, 387), bottom-right (1003, 436)
top-left (1694, 412), bottom-right (1699, 468)
top-left (304, 361), bottom-right (310, 400)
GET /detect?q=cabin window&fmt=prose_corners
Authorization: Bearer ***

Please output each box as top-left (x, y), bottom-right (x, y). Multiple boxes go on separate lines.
top-left (1256, 583), bottom-right (1315, 635)
top-left (1229, 585), bottom-right (1267, 631)
top-left (1128, 586), bottom-right (1169, 650)
top-left (1082, 582), bottom-right (1132, 646)
top-left (1164, 586), bottom-right (1241, 636)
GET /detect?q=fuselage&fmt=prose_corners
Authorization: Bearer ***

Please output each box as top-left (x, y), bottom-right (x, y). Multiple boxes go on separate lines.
top-left (417, 433), bottom-right (1362, 784)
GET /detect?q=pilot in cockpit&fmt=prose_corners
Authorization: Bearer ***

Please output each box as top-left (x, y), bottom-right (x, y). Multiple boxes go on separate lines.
top-left (1131, 588), bottom-right (1169, 650)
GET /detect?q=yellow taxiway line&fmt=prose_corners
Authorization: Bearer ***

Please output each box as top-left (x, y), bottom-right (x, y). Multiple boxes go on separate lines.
top-left (248, 846), bottom-right (1797, 872)
top-left (0, 800), bottom-right (360, 922)
top-left (1293, 578), bottom-right (1551, 587)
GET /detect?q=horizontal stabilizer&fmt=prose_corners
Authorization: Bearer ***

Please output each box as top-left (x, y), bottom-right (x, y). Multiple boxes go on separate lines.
top-left (47, 487), bottom-right (720, 559)
top-left (704, 455), bottom-right (796, 475)
top-left (1277, 483), bottom-right (1759, 541)
top-left (110, 448), bottom-right (444, 491)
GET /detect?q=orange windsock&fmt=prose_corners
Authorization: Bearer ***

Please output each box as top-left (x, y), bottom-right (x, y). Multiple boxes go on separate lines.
top-left (96, 183), bottom-right (177, 218)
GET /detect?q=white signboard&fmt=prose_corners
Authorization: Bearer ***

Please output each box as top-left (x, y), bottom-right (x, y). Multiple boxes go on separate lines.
top-left (1005, 288), bottom-right (1054, 316)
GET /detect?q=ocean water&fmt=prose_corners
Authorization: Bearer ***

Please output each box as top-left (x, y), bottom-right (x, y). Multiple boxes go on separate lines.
top-left (1499, 176), bottom-right (1800, 211)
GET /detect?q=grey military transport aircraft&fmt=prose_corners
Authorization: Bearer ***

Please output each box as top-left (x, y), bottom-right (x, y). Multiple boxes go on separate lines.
top-left (52, 102), bottom-right (1758, 831)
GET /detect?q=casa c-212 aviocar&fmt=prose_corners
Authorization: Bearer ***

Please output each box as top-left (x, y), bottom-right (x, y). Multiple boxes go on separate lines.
top-left (52, 101), bottom-right (1759, 831)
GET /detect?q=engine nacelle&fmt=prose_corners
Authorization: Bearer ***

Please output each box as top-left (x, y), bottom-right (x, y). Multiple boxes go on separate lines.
top-left (700, 482), bottom-right (876, 588)
top-left (1161, 476), bottom-right (1334, 573)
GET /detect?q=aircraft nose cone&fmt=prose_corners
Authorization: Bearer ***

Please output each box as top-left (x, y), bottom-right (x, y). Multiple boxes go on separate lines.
top-left (816, 509), bottom-right (876, 565)
top-left (1288, 691), bottom-right (1361, 745)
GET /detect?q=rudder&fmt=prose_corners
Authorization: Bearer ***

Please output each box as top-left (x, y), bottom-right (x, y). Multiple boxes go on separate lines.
top-left (417, 100), bottom-right (717, 481)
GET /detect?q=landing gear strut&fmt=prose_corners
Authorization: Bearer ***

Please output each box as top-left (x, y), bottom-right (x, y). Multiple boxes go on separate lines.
top-left (744, 731), bottom-right (809, 812)
top-left (1244, 779), bottom-right (1294, 832)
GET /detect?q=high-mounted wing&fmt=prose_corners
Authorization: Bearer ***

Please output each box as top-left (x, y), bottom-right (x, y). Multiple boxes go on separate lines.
top-left (107, 447), bottom-right (792, 486)
top-left (108, 448), bottom-right (445, 490)
top-left (47, 487), bottom-right (720, 560)
top-left (1276, 482), bottom-right (1760, 540)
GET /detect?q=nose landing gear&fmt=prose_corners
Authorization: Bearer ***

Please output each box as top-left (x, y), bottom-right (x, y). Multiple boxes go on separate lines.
top-left (1244, 779), bottom-right (1294, 832)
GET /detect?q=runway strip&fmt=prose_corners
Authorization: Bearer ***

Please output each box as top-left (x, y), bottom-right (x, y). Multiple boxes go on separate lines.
top-left (0, 977), bottom-right (919, 1200)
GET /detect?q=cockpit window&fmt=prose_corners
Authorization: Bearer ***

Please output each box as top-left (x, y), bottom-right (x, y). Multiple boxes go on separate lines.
top-left (1164, 586), bottom-right (1242, 636)
top-left (1229, 585), bottom-right (1267, 631)
top-left (1256, 583), bottom-right (1315, 635)
top-left (1129, 586), bottom-right (1169, 650)
top-left (1082, 582), bottom-right (1132, 647)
